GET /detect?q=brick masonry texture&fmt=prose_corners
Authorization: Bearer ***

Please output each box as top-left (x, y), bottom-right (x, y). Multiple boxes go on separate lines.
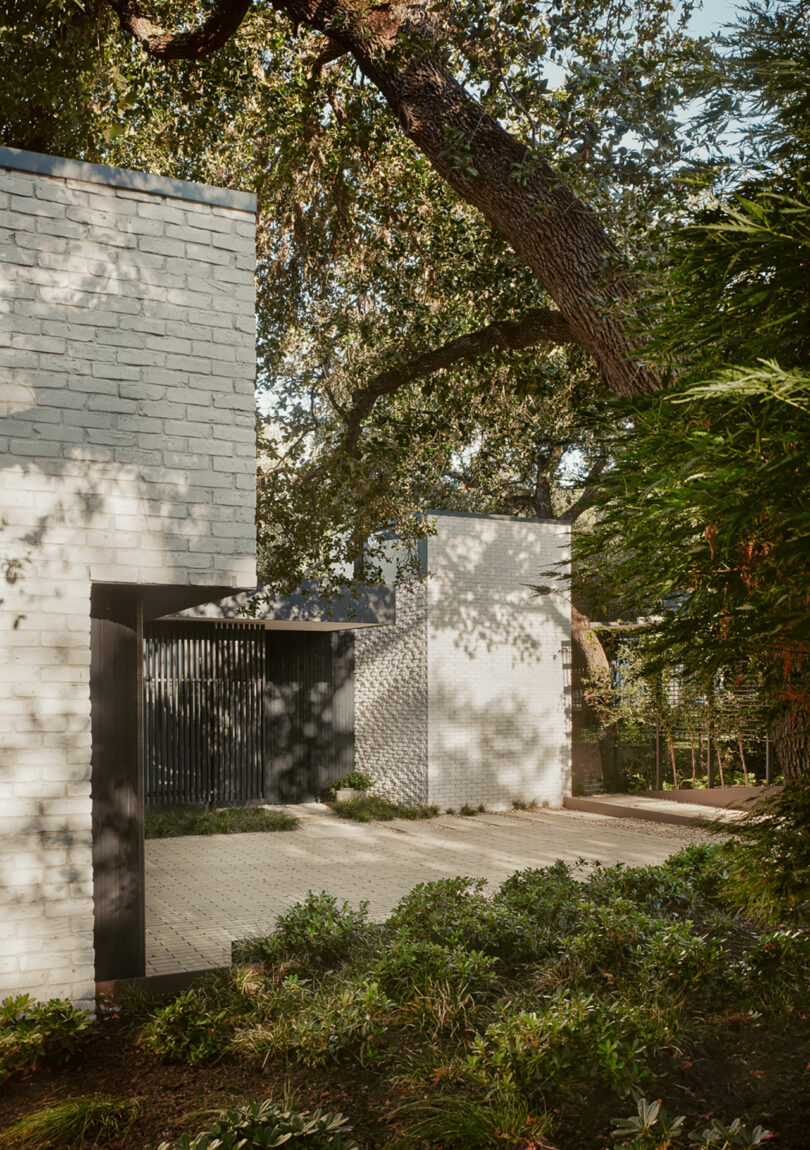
top-left (0, 157), bottom-right (257, 1008)
top-left (354, 581), bottom-right (429, 804)
top-left (355, 514), bottom-right (571, 811)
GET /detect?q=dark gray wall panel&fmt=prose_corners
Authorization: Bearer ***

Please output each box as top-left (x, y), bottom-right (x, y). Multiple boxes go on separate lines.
top-left (264, 632), bottom-right (354, 803)
top-left (91, 596), bottom-right (145, 982)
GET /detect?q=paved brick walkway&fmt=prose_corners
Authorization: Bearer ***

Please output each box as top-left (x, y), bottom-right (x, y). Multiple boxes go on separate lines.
top-left (145, 805), bottom-right (713, 975)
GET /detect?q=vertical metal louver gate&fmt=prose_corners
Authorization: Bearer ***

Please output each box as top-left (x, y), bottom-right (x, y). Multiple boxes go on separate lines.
top-left (144, 621), bottom-right (266, 806)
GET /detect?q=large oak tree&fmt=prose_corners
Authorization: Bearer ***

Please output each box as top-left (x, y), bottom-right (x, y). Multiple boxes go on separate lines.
top-left (98, 0), bottom-right (668, 396)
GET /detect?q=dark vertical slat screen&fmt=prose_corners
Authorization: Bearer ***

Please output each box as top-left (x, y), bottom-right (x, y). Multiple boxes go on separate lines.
top-left (145, 621), bottom-right (266, 806)
top-left (144, 622), bottom-right (354, 806)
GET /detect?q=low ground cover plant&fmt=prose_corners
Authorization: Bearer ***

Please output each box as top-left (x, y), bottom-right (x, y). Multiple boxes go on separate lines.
top-left (134, 843), bottom-right (807, 1146)
top-left (612, 1097), bottom-right (771, 1150)
top-left (145, 805), bottom-right (299, 839)
top-left (330, 795), bottom-right (439, 822)
top-left (0, 996), bottom-right (93, 1082)
top-left (150, 1098), bottom-right (359, 1150)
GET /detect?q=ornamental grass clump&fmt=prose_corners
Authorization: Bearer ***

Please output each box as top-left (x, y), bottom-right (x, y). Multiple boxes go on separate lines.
top-left (0, 1095), bottom-right (140, 1149)
top-left (389, 1087), bottom-right (554, 1149)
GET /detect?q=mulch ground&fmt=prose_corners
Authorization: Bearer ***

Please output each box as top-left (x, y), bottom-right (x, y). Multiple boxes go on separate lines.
top-left (0, 1015), bottom-right (394, 1149)
top-left (1, 1009), bottom-right (808, 1148)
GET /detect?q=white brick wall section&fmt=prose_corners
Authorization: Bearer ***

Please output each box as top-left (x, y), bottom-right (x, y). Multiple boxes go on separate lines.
top-left (354, 581), bottom-right (429, 804)
top-left (426, 515), bottom-right (571, 811)
top-left (0, 156), bottom-right (257, 1007)
top-left (354, 515), bottom-right (572, 813)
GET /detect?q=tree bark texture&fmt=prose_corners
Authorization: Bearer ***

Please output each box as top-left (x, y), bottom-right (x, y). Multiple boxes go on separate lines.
top-left (106, 0), bottom-right (661, 399)
top-left (571, 604), bottom-right (622, 791)
top-left (769, 708), bottom-right (810, 781)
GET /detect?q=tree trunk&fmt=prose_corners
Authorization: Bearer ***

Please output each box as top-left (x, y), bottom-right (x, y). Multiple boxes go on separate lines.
top-left (109, 0), bottom-right (661, 399)
top-left (571, 604), bottom-right (622, 791)
top-left (307, 3), bottom-right (660, 399)
top-left (769, 708), bottom-right (810, 781)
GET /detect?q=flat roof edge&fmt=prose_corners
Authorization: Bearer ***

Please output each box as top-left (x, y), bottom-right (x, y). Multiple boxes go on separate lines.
top-left (0, 146), bottom-right (257, 214)
top-left (424, 509), bottom-right (570, 528)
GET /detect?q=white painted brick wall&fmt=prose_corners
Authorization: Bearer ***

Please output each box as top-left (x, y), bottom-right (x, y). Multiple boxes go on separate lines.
top-left (354, 514), bottom-right (571, 811)
top-left (426, 514), bottom-right (571, 811)
top-left (354, 582), bottom-right (429, 804)
top-left (0, 155), bottom-right (257, 1008)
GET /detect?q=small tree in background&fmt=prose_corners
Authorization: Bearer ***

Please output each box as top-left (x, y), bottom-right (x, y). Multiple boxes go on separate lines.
top-left (578, 0), bottom-right (810, 778)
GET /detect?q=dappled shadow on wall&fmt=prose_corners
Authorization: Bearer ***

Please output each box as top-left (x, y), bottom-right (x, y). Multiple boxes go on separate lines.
top-left (424, 517), bottom-right (570, 663)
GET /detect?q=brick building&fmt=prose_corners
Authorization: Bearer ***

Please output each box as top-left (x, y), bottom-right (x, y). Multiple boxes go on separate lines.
top-left (1, 149), bottom-right (573, 1003)
top-left (355, 513), bottom-right (572, 810)
top-left (0, 148), bottom-right (257, 1007)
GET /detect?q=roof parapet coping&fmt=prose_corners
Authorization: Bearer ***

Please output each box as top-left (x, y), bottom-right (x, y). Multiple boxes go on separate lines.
top-left (0, 146), bottom-right (256, 214)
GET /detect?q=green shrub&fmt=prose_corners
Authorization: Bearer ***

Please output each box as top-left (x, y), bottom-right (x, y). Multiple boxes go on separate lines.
top-left (578, 846), bottom-right (724, 922)
top-left (240, 891), bottom-right (371, 971)
top-left (466, 988), bottom-right (682, 1100)
top-left (494, 860), bottom-right (586, 934)
top-left (373, 937), bottom-right (499, 1000)
top-left (718, 780), bottom-right (810, 925)
top-left (152, 1098), bottom-right (359, 1150)
top-left (331, 795), bottom-right (439, 822)
top-left (389, 876), bottom-right (554, 965)
top-left (0, 996), bottom-right (93, 1082)
top-left (328, 770), bottom-right (372, 796)
top-left (233, 978), bottom-right (394, 1068)
top-left (389, 877), bottom-right (490, 945)
top-left (139, 985), bottom-right (231, 1065)
top-left (145, 804), bottom-right (299, 839)
top-left (634, 921), bottom-right (735, 1001)
top-left (0, 1095), bottom-right (140, 1149)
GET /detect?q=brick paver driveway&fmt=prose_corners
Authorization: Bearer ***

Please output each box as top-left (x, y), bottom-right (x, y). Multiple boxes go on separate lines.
top-left (146, 805), bottom-right (712, 975)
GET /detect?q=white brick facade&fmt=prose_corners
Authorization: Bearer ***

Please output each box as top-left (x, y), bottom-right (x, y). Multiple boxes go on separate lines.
top-left (355, 514), bottom-right (571, 810)
top-left (355, 580), bottom-right (429, 804)
top-left (0, 150), bottom-right (257, 1007)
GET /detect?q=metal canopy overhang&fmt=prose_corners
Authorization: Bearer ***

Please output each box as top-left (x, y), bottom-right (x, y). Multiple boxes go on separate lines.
top-left (91, 581), bottom-right (252, 625)
top-left (163, 580), bottom-right (396, 631)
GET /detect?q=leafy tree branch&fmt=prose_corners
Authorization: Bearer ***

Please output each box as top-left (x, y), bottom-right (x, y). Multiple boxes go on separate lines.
top-left (337, 307), bottom-right (580, 459)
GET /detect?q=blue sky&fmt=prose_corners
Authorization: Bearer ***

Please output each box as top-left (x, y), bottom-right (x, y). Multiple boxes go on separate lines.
top-left (689, 0), bottom-right (741, 37)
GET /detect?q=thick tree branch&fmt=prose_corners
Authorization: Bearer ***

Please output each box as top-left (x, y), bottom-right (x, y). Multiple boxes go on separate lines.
top-left (107, 0), bottom-right (251, 59)
top-left (560, 458), bottom-right (607, 524)
top-left (571, 603), bottom-right (611, 681)
top-left (340, 307), bottom-right (580, 458)
top-left (106, 0), bottom-right (661, 397)
top-left (310, 36), bottom-right (350, 79)
top-left (261, 0), bottom-right (660, 397)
